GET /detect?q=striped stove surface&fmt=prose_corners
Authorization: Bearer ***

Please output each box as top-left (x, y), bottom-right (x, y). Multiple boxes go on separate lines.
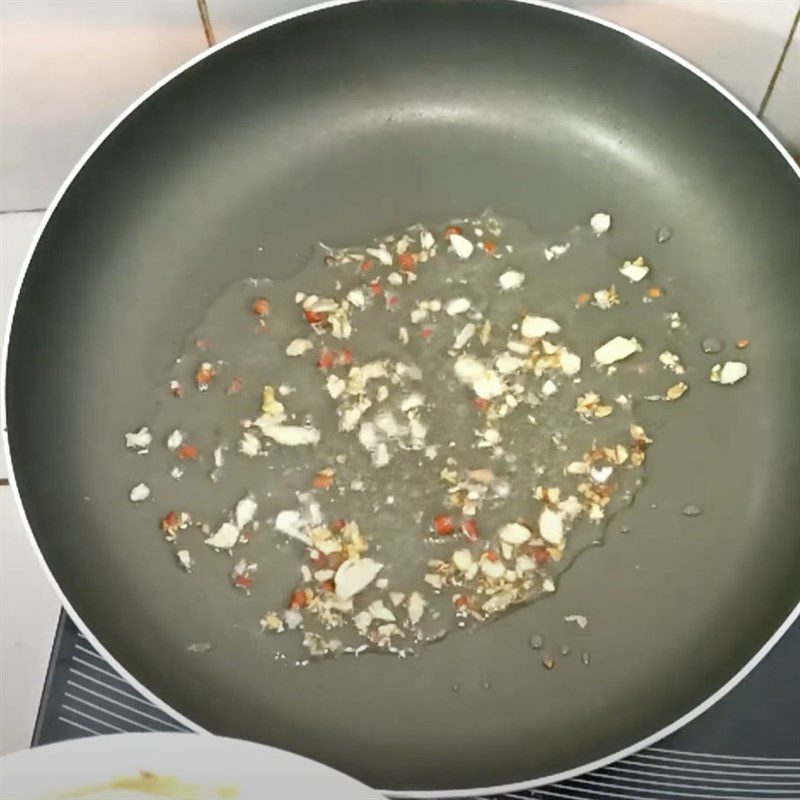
top-left (33, 614), bottom-right (799, 800)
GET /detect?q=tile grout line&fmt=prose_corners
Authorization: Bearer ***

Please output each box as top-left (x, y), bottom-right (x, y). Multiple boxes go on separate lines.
top-left (0, 208), bottom-right (47, 216)
top-left (757, 2), bottom-right (800, 119)
top-left (195, 0), bottom-right (216, 47)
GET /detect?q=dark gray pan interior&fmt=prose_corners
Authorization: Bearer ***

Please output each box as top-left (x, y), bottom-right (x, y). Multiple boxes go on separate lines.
top-left (5, 0), bottom-right (799, 793)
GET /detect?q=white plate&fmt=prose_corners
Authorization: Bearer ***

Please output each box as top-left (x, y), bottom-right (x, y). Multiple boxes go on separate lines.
top-left (0, 733), bottom-right (383, 799)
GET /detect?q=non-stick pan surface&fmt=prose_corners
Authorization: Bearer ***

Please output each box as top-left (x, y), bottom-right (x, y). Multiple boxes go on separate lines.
top-left (4, 0), bottom-right (799, 795)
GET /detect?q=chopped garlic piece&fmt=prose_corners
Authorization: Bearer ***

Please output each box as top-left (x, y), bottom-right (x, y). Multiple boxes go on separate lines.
top-left (666, 382), bottom-right (689, 400)
top-left (368, 600), bottom-right (396, 622)
top-left (400, 392), bottom-right (425, 412)
top-left (559, 351), bottom-right (582, 376)
top-left (176, 550), bottom-right (193, 572)
top-left (593, 287), bottom-right (619, 310)
top-left (125, 427), bottom-right (151, 452)
top-left (659, 350), bottom-right (685, 374)
top-left (481, 559), bottom-right (506, 579)
top-left (274, 510), bottom-right (310, 544)
top-left (205, 522), bottom-right (239, 549)
top-left (446, 297), bottom-right (471, 316)
top-left (407, 591), bottom-right (427, 625)
top-left (389, 592), bottom-right (406, 607)
top-left (235, 495), bottom-right (257, 529)
top-left (449, 233), bottom-right (474, 259)
top-left (346, 288), bottom-right (366, 308)
top-left (474, 371), bottom-right (504, 400)
top-left (710, 361), bottom-right (748, 385)
top-left (286, 338), bottom-right (313, 357)
top-left (566, 461), bottom-right (589, 475)
top-left (334, 558), bottom-right (383, 600)
top-left (453, 323), bottom-right (476, 350)
top-left (541, 379), bottom-right (558, 397)
top-left (498, 270), bottom-right (525, 291)
top-left (454, 356), bottom-right (504, 399)
top-left (366, 246), bottom-right (392, 266)
top-left (590, 212), bottom-right (612, 235)
top-left (238, 432), bottom-right (260, 457)
top-left (129, 483), bottom-right (150, 502)
top-left (452, 549), bottom-right (474, 571)
top-left (496, 353), bottom-right (525, 375)
top-left (544, 243), bottom-right (570, 261)
top-left (521, 315), bottom-right (561, 339)
top-left (326, 374), bottom-right (346, 399)
top-left (619, 256), bottom-right (649, 282)
top-left (538, 508), bottom-right (563, 545)
top-left (594, 336), bottom-right (641, 365)
top-left (591, 465), bottom-right (613, 483)
top-left (166, 429), bottom-right (183, 451)
top-left (498, 523), bottom-right (531, 545)
top-left (258, 423), bottom-right (320, 446)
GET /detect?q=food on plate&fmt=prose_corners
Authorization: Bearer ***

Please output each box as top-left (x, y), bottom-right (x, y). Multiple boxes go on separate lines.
top-left (56, 770), bottom-right (237, 799)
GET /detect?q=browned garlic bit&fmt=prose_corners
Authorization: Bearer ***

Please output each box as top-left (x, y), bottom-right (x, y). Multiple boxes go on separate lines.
top-left (131, 210), bottom-right (744, 660)
top-left (592, 286), bottom-right (620, 310)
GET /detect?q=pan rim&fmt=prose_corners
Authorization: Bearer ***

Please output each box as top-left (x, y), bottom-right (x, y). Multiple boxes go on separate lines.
top-left (2, 0), bottom-right (798, 796)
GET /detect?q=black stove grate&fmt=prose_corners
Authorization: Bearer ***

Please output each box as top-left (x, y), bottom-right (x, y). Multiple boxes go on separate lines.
top-left (32, 613), bottom-right (800, 799)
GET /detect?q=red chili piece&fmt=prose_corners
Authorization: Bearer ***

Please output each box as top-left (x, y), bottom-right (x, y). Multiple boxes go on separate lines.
top-left (533, 547), bottom-right (550, 565)
top-left (461, 519), bottom-right (480, 540)
top-left (304, 309), bottom-right (327, 324)
top-left (233, 574), bottom-right (253, 590)
top-left (195, 366), bottom-right (214, 386)
top-left (396, 253), bottom-right (416, 272)
top-left (178, 444), bottom-right (198, 460)
top-left (335, 349), bottom-right (353, 366)
top-left (252, 298), bottom-right (270, 317)
top-left (317, 347), bottom-right (335, 370)
top-left (432, 514), bottom-right (455, 536)
top-left (161, 511), bottom-right (180, 533)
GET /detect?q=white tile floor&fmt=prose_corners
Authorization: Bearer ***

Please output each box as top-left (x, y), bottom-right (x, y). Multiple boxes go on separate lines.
top-left (1, 0), bottom-right (797, 758)
top-left (0, 490), bottom-right (60, 756)
top-left (0, 0), bottom-right (205, 211)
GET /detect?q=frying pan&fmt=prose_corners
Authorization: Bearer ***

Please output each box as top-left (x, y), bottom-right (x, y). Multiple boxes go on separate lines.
top-left (3, 0), bottom-right (799, 796)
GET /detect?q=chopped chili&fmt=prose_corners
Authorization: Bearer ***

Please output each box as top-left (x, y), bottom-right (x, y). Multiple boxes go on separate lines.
top-left (396, 253), bottom-right (416, 272)
top-left (432, 514), bottom-right (455, 536)
top-left (252, 298), bottom-right (270, 317)
top-left (304, 309), bottom-right (327, 324)
top-left (178, 444), bottom-right (198, 460)
top-left (461, 519), bottom-right (480, 540)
